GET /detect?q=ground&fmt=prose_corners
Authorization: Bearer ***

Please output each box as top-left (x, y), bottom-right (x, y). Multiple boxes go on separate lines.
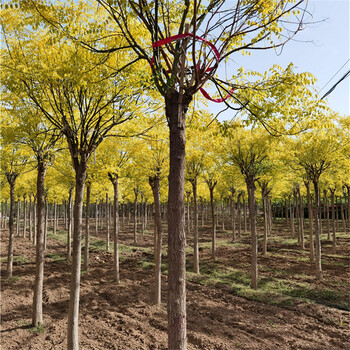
top-left (1, 218), bottom-right (350, 350)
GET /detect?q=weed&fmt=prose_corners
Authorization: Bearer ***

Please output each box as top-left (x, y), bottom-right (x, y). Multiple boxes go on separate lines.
top-left (27, 323), bottom-right (45, 334)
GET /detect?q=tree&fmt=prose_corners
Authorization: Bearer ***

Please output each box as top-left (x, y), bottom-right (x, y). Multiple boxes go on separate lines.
top-left (287, 119), bottom-right (348, 280)
top-left (6, 1), bottom-right (311, 347)
top-left (1, 12), bottom-right (142, 348)
top-left (225, 123), bottom-right (273, 289)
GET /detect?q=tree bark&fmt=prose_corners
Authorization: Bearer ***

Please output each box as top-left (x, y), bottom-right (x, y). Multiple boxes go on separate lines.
top-left (106, 192), bottom-right (110, 251)
top-left (166, 91), bottom-right (190, 350)
top-left (84, 184), bottom-right (91, 271)
top-left (109, 174), bottom-right (120, 283)
top-left (16, 199), bottom-right (20, 237)
top-left (53, 199), bottom-right (57, 235)
top-left (247, 178), bottom-right (258, 289)
top-left (29, 195), bottom-right (33, 241)
top-left (23, 195), bottom-right (27, 238)
top-left (330, 189), bottom-right (336, 246)
top-left (190, 179), bottom-right (199, 274)
top-left (67, 189), bottom-right (73, 261)
top-left (67, 164), bottom-right (87, 350)
top-left (297, 187), bottom-right (304, 249)
top-left (313, 178), bottom-right (323, 280)
top-left (133, 188), bottom-right (138, 244)
top-left (149, 172), bottom-right (163, 304)
top-left (32, 160), bottom-right (47, 326)
top-left (6, 175), bottom-right (17, 278)
top-left (208, 184), bottom-right (217, 260)
top-left (44, 197), bottom-right (48, 250)
top-left (305, 181), bottom-right (314, 261)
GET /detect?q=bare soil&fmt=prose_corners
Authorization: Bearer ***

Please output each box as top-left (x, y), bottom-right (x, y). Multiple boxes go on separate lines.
top-left (1, 219), bottom-right (350, 350)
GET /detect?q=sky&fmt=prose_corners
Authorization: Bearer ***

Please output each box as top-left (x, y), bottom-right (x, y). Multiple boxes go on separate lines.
top-left (206, 0), bottom-right (350, 119)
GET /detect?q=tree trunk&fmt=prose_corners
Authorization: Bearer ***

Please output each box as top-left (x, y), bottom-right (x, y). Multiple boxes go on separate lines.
top-left (186, 191), bottom-right (191, 236)
top-left (166, 91), bottom-right (190, 350)
top-left (133, 188), bottom-right (138, 244)
top-left (67, 164), bottom-right (87, 350)
top-left (247, 177), bottom-right (258, 289)
top-left (149, 173), bottom-right (163, 304)
top-left (231, 190), bottom-right (236, 242)
top-left (298, 188), bottom-right (304, 249)
top-left (209, 186), bottom-right (216, 260)
top-left (190, 179), bottom-right (199, 274)
top-left (33, 196), bottom-right (37, 246)
top-left (29, 195), bottom-right (33, 241)
top-left (6, 176), bottom-right (17, 278)
top-left (237, 194), bottom-right (242, 238)
top-left (305, 181), bottom-right (314, 261)
top-left (330, 189), bottom-right (336, 246)
top-left (323, 190), bottom-right (330, 240)
top-left (53, 199), bottom-right (57, 235)
top-left (313, 178), bottom-right (323, 280)
top-left (285, 197), bottom-right (289, 225)
top-left (106, 193), bottom-right (110, 251)
top-left (67, 189), bottom-right (73, 261)
top-left (23, 195), bottom-right (27, 238)
top-left (109, 175), bottom-right (120, 283)
top-left (243, 196), bottom-right (247, 233)
top-left (44, 198), bottom-right (48, 250)
top-left (16, 199), bottom-right (20, 237)
top-left (95, 201), bottom-right (98, 236)
top-left (340, 196), bottom-right (346, 233)
top-left (32, 160), bottom-right (47, 326)
top-left (84, 184), bottom-right (91, 271)
top-left (262, 192), bottom-right (268, 256)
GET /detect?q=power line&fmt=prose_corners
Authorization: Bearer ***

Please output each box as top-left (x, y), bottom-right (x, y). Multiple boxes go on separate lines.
top-left (319, 58), bottom-right (350, 93)
top-left (321, 69), bottom-right (350, 100)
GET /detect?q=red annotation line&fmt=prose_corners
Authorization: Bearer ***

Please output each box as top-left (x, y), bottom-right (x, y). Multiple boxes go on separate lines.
top-left (150, 33), bottom-right (235, 103)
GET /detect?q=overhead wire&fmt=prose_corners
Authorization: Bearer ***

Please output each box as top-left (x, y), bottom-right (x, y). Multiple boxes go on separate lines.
top-left (319, 58), bottom-right (350, 93)
top-left (321, 69), bottom-right (350, 100)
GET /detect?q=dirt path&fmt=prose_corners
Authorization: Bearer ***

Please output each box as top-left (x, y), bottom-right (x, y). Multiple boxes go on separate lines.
top-left (1, 226), bottom-right (349, 350)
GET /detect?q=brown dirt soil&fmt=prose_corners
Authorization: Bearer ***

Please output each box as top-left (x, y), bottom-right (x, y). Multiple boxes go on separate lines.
top-left (1, 220), bottom-right (350, 350)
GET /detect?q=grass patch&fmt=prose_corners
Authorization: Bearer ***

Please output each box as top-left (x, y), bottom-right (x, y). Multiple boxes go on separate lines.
top-left (46, 253), bottom-right (66, 262)
top-left (2, 276), bottom-right (21, 283)
top-left (27, 323), bottom-right (45, 334)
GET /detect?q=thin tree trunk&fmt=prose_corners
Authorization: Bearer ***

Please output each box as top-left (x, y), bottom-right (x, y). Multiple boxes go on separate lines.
top-left (298, 188), bottom-right (304, 249)
top-left (33, 196), bottom-right (37, 246)
top-left (330, 189), bottom-right (336, 246)
top-left (67, 189), bottom-right (73, 261)
top-left (44, 198), bottom-right (48, 250)
top-left (150, 173), bottom-right (163, 304)
top-left (95, 201), bottom-right (98, 236)
top-left (32, 161), bottom-right (47, 326)
top-left (324, 190), bottom-right (330, 240)
top-left (6, 176), bottom-right (17, 278)
top-left (190, 179), bottom-right (199, 274)
top-left (106, 193), bottom-right (110, 251)
top-left (67, 164), bottom-right (87, 350)
top-left (23, 195), bottom-right (27, 238)
top-left (305, 181), bottom-right (314, 261)
top-left (243, 196), bottom-right (247, 233)
top-left (247, 178), bottom-right (258, 289)
top-left (238, 194), bottom-right (242, 238)
top-left (262, 193), bottom-right (268, 255)
top-left (313, 178), bottom-right (323, 280)
top-left (341, 196), bottom-right (346, 233)
top-left (84, 184), bottom-right (91, 271)
top-left (231, 190), bottom-right (236, 242)
top-left (109, 175), bottom-right (120, 283)
top-left (16, 200), bottom-right (20, 237)
top-left (53, 199), bottom-right (57, 235)
top-left (209, 185), bottom-right (216, 260)
top-left (134, 188), bottom-right (138, 244)
top-left (29, 195), bottom-right (33, 241)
